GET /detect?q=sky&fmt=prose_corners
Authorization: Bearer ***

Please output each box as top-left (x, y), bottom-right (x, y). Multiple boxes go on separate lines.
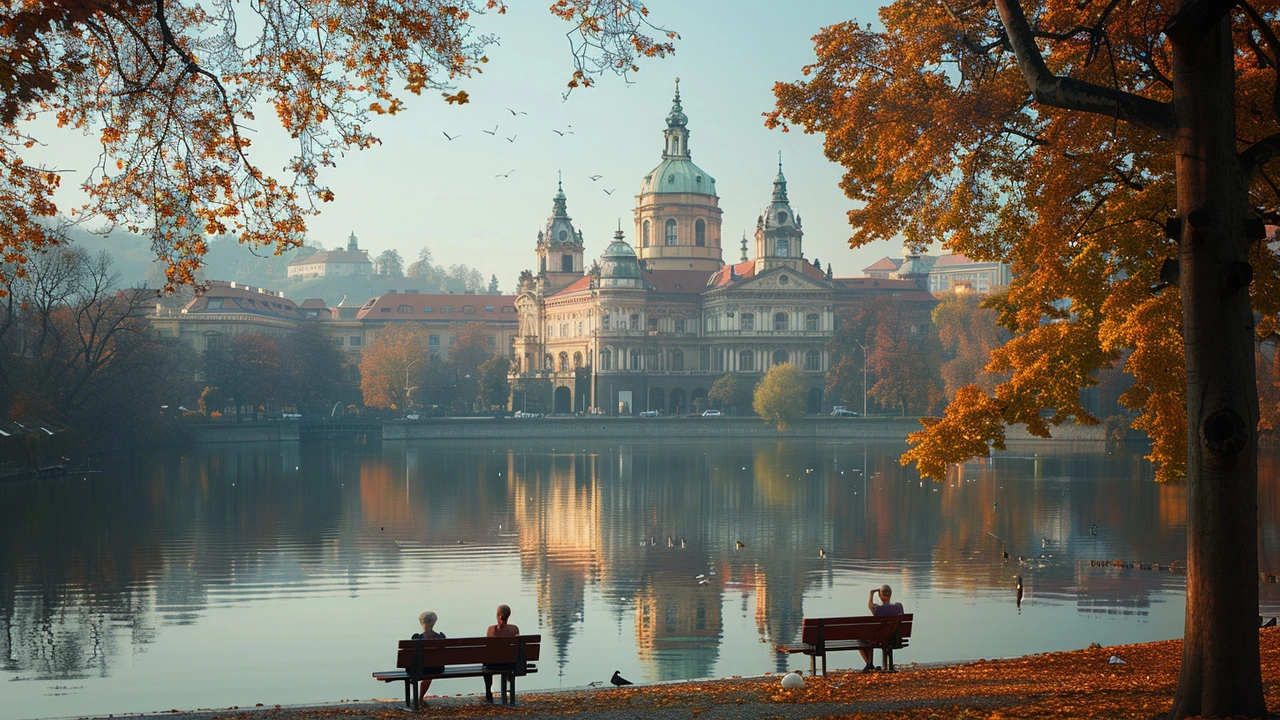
top-left (35, 0), bottom-right (905, 290)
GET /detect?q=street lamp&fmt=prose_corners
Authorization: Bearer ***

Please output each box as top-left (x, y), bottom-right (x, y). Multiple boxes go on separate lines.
top-left (405, 357), bottom-right (422, 411)
top-left (854, 340), bottom-right (869, 417)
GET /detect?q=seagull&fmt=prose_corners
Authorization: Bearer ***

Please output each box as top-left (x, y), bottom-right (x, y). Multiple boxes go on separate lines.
top-left (482, 124), bottom-right (498, 135)
top-left (610, 671), bottom-right (633, 687)
top-left (495, 169), bottom-right (515, 178)
top-left (442, 131), bottom-right (460, 141)
top-left (506, 107), bottom-right (527, 116)
top-left (603, 188), bottom-right (616, 195)
top-left (588, 174), bottom-right (603, 181)
top-left (587, 681), bottom-right (602, 687)
top-left (505, 135), bottom-right (517, 143)
top-left (552, 128), bottom-right (574, 136)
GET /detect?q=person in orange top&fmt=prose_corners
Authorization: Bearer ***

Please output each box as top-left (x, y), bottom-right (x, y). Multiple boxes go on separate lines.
top-left (483, 604), bottom-right (520, 703)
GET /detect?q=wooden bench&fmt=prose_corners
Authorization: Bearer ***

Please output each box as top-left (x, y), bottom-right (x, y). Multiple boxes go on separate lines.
top-left (776, 614), bottom-right (913, 675)
top-left (372, 635), bottom-right (540, 709)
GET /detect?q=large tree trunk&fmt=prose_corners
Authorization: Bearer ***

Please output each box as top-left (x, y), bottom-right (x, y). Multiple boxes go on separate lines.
top-left (1169, 14), bottom-right (1265, 719)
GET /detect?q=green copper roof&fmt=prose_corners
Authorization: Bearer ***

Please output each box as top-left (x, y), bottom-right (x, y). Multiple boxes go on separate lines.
top-left (640, 157), bottom-right (717, 196)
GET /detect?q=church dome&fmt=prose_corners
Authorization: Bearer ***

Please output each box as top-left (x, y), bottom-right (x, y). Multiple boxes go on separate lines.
top-left (640, 157), bottom-right (716, 196)
top-left (599, 230), bottom-right (643, 288)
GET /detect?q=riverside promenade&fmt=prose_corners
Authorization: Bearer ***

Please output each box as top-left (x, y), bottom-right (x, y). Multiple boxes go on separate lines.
top-left (104, 629), bottom-right (1280, 720)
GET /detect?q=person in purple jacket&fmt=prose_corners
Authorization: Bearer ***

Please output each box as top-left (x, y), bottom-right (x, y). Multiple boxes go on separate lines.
top-left (861, 585), bottom-right (903, 671)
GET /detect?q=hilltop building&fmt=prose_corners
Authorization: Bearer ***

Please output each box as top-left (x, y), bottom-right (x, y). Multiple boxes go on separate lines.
top-left (510, 81), bottom-right (934, 416)
top-left (287, 233), bottom-right (373, 278)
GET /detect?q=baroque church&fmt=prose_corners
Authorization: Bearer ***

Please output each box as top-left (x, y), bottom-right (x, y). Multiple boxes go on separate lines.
top-left (511, 82), bottom-right (935, 415)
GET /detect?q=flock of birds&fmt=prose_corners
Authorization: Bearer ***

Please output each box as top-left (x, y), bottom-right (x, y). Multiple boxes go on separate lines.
top-left (439, 108), bottom-right (618, 195)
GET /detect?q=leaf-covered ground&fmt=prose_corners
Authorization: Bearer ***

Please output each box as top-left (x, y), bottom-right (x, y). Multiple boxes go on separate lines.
top-left (150, 628), bottom-right (1280, 720)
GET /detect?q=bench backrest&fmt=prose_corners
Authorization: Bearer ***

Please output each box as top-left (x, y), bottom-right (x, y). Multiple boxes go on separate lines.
top-left (395, 635), bottom-right (542, 673)
top-left (800, 614), bottom-right (913, 648)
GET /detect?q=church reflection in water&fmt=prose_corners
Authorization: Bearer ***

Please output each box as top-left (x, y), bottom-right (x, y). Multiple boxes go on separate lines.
top-left (3, 439), bottom-right (1279, 693)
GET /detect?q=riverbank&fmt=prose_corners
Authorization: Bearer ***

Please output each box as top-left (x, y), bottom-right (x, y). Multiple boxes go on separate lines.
top-left (104, 628), bottom-right (1280, 720)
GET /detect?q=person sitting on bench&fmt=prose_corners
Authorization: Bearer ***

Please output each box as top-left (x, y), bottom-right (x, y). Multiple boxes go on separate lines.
top-left (482, 604), bottom-right (520, 703)
top-left (411, 611), bottom-right (446, 700)
top-left (862, 585), bottom-right (903, 671)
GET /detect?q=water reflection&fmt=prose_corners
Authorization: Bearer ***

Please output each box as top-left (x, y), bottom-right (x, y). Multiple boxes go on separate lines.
top-left (1, 439), bottom-right (1278, 719)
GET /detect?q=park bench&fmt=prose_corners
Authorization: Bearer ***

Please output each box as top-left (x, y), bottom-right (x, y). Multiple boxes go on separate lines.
top-left (372, 635), bottom-right (540, 709)
top-left (776, 614), bottom-right (913, 676)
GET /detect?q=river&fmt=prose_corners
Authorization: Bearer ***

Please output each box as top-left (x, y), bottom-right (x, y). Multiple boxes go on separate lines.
top-left (2, 438), bottom-right (1278, 719)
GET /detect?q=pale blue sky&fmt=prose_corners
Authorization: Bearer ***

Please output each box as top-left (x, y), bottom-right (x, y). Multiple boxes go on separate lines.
top-left (38, 1), bottom-right (903, 289)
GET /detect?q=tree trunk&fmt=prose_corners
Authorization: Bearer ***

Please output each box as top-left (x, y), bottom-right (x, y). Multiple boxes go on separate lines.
top-left (1169, 14), bottom-right (1265, 719)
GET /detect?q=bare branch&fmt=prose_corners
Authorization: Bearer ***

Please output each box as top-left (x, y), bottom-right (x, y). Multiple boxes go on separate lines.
top-left (993, 0), bottom-right (1176, 136)
top-left (1240, 132), bottom-right (1280, 180)
top-left (1239, 1), bottom-right (1280, 123)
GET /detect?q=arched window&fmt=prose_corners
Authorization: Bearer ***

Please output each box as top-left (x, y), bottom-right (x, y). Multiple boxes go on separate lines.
top-left (805, 350), bottom-right (821, 371)
top-left (573, 352), bottom-right (583, 369)
top-left (561, 254), bottom-right (574, 272)
top-left (671, 349), bottom-right (684, 371)
top-left (739, 350), bottom-right (754, 371)
top-left (806, 313), bottom-right (819, 332)
top-left (602, 314), bottom-right (610, 330)
top-left (774, 312), bottom-right (788, 331)
top-left (559, 352), bottom-right (569, 371)
top-left (776, 237), bottom-right (790, 257)
top-left (397, 304), bottom-right (413, 314)
top-left (630, 348), bottom-right (641, 369)
top-left (773, 349), bottom-right (790, 365)
top-left (741, 313), bottom-right (755, 332)
top-left (642, 221), bottom-right (650, 247)
top-left (647, 348), bottom-right (661, 369)
top-left (695, 219), bottom-right (706, 247)
top-left (600, 349), bottom-right (612, 370)
top-left (665, 219), bottom-right (678, 245)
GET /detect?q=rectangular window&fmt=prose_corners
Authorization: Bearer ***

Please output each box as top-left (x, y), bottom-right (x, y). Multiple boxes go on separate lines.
top-left (578, 322), bottom-right (583, 336)
top-left (486, 335), bottom-right (495, 345)
top-left (332, 336), bottom-right (344, 346)
top-left (630, 314), bottom-right (639, 330)
top-left (429, 334), bottom-right (440, 346)
top-left (647, 317), bottom-right (658, 332)
top-left (206, 298), bottom-right (224, 309)
top-left (441, 305), bottom-right (453, 313)
top-left (602, 315), bottom-right (610, 330)
top-left (448, 335), bottom-right (455, 346)
top-left (350, 336), bottom-right (362, 347)
top-left (741, 313), bottom-right (755, 332)
top-left (675, 319), bottom-right (686, 334)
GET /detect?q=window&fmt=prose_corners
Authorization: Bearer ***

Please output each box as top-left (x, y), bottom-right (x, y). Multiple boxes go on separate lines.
top-left (695, 219), bottom-right (706, 247)
top-left (741, 313), bottom-right (755, 332)
top-left (463, 305), bottom-right (476, 314)
top-left (380, 307), bottom-right (391, 313)
top-left (665, 219), bottom-right (678, 245)
top-left (630, 314), bottom-right (640, 330)
top-left (502, 306), bottom-right (516, 313)
top-left (773, 349), bottom-right (789, 365)
top-left (423, 306), bottom-right (434, 313)
top-left (671, 349), bottom-right (684, 371)
top-left (777, 211), bottom-right (788, 224)
top-left (805, 350), bottom-right (821, 371)
top-left (630, 348), bottom-right (641, 369)
top-left (700, 347), bottom-right (710, 370)
top-left (573, 352), bottom-right (583, 369)
top-left (332, 336), bottom-right (345, 346)
top-left (642, 221), bottom-right (650, 247)
top-left (713, 349), bottom-right (725, 371)
top-left (430, 353), bottom-right (441, 362)
top-left (675, 319), bottom-right (685, 334)
top-left (561, 323), bottom-right (569, 337)
top-left (600, 349), bottom-right (612, 370)
top-left (560, 254), bottom-right (574, 273)
top-left (206, 298), bottom-right (224, 309)
top-left (577, 322), bottom-right (583, 336)
top-left (205, 333), bottom-right (223, 351)
top-left (806, 313), bottom-right (819, 332)
top-left (739, 350), bottom-right (754, 371)
top-left (486, 335), bottom-right (495, 345)
top-left (485, 306), bottom-right (494, 312)
top-left (776, 237), bottom-right (790, 257)
top-left (602, 315), bottom-right (610, 330)
top-left (350, 336), bottom-right (362, 347)
top-left (429, 334), bottom-right (440, 346)
top-left (647, 317), bottom-right (658, 332)
top-left (448, 335), bottom-right (455, 346)
top-left (397, 304), bottom-right (413, 313)
top-left (774, 312), bottom-right (788, 331)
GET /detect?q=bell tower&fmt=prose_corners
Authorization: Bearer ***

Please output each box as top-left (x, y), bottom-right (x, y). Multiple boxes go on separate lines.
top-left (535, 173), bottom-right (585, 291)
top-left (754, 156), bottom-right (804, 273)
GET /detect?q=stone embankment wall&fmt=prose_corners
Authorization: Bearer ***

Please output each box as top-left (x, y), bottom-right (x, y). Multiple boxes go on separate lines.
top-left (191, 422), bottom-right (300, 443)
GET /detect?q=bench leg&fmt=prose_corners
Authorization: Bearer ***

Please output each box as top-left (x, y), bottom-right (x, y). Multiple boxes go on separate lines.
top-left (809, 654), bottom-right (816, 677)
top-left (821, 653), bottom-right (827, 677)
top-left (884, 648), bottom-right (894, 672)
top-left (509, 675), bottom-right (517, 704)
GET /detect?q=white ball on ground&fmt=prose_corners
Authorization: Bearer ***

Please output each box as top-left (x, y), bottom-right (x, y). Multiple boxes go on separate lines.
top-left (781, 672), bottom-right (805, 689)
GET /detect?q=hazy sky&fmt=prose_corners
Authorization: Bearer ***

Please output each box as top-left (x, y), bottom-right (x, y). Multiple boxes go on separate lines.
top-left (38, 0), bottom-right (906, 290)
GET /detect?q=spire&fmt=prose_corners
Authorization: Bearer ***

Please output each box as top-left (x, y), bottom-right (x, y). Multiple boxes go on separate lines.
top-left (772, 153), bottom-right (789, 203)
top-left (614, 218), bottom-right (625, 242)
top-left (347, 232), bottom-right (358, 252)
top-left (662, 77), bottom-right (690, 159)
top-left (552, 173), bottom-right (568, 218)
top-left (666, 77), bottom-right (687, 128)
top-left (740, 232), bottom-right (749, 262)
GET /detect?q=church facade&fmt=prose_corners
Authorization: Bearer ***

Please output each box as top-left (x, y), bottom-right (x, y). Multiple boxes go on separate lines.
top-left (510, 83), bottom-right (935, 415)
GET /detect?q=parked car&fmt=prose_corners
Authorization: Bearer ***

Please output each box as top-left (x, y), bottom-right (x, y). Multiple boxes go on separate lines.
top-left (831, 406), bottom-right (859, 417)
top-left (282, 413), bottom-right (303, 420)
top-left (513, 411), bottom-right (545, 419)
top-left (639, 410), bottom-right (658, 418)
top-left (405, 413), bottom-right (421, 420)
top-left (701, 409), bottom-right (723, 417)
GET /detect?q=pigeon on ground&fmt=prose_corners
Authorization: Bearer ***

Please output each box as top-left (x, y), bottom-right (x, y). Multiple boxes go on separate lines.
top-left (610, 670), bottom-right (633, 687)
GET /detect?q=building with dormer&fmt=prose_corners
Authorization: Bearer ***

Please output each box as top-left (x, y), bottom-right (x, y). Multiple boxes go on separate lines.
top-left (287, 232), bottom-right (374, 278)
top-left (509, 82), bottom-right (936, 416)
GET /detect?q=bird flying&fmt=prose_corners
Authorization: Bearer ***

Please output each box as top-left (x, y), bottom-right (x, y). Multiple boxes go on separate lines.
top-left (588, 174), bottom-right (603, 181)
top-left (482, 124), bottom-right (498, 135)
top-left (442, 131), bottom-right (460, 141)
top-left (603, 188), bottom-right (615, 195)
top-left (507, 107), bottom-right (527, 116)
top-left (552, 129), bottom-right (574, 136)
top-left (505, 135), bottom-right (517, 143)
top-left (495, 169), bottom-right (515, 178)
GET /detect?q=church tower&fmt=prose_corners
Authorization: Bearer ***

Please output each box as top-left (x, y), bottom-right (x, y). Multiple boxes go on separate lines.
top-left (753, 158), bottom-right (804, 274)
top-left (634, 79), bottom-right (724, 272)
top-left (535, 176), bottom-right (585, 291)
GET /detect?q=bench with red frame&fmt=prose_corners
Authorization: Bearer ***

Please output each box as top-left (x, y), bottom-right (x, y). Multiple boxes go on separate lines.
top-left (776, 614), bottom-right (913, 675)
top-left (372, 635), bottom-right (540, 709)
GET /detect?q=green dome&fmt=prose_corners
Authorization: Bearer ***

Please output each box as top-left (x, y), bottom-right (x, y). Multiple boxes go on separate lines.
top-left (640, 157), bottom-right (716, 196)
top-left (599, 231), bottom-right (643, 288)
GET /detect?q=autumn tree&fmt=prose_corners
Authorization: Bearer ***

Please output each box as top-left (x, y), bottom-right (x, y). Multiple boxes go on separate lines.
top-left (359, 326), bottom-right (426, 411)
top-left (865, 298), bottom-right (943, 416)
top-left (709, 374), bottom-right (755, 414)
top-left (753, 363), bottom-right (807, 431)
top-left (3, 1), bottom-right (675, 291)
top-left (933, 292), bottom-right (1006, 399)
top-left (769, 0), bottom-right (1280, 712)
top-left (826, 313), bottom-right (872, 412)
top-left (477, 355), bottom-right (512, 411)
top-left (450, 322), bottom-right (498, 375)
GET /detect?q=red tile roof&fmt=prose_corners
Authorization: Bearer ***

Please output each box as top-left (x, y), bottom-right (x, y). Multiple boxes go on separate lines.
top-left (354, 293), bottom-right (518, 321)
top-left (551, 276), bottom-right (593, 296)
top-left (288, 249), bottom-right (370, 266)
top-left (862, 256), bottom-right (903, 273)
top-left (707, 260), bottom-right (829, 288)
top-left (183, 281), bottom-right (303, 319)
top-left (299, 298), bottom-right (328, 309)
top-left (641, 269), bottom-right (714, 293)
top-left (933, 253), bottom-right (977, 267)
top-left (835, 277), bottom-right (934, 301)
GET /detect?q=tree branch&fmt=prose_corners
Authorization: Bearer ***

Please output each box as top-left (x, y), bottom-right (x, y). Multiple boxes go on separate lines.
top-left (993, 0), bottom-right (1176, 137)
top-left (1239, 0), bottom-right (1280, 123)
top-left (1240, 132), bottom-right (1280, 180)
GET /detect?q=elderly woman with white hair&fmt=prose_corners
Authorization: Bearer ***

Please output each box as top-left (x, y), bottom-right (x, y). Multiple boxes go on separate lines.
top-left (411, 611), bottom-right (446, 698)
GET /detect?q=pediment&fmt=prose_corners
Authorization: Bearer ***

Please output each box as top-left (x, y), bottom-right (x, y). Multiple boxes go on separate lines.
top-left (728, 266), bottom-right (829, 292)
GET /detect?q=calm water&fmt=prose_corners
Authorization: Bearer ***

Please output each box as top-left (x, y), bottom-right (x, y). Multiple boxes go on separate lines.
top-left (3, 438), bottom-right (1279, 720)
